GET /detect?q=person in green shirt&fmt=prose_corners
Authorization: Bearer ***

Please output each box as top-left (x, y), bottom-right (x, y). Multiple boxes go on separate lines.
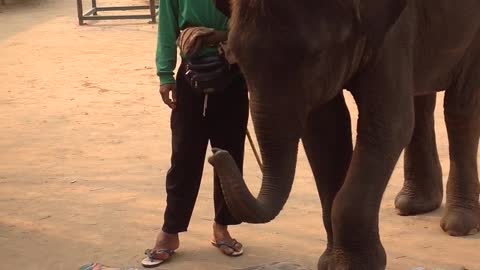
top-left (142, 0), bottom-right (249, 267)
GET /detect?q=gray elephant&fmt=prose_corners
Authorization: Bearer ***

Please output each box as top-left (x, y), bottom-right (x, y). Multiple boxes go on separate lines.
top-left (209, 0), bottom-right (480, 269)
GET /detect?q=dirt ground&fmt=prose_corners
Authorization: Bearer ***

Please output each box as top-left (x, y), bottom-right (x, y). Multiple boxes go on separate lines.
top-left (0, 1), bottom-right (479, 270)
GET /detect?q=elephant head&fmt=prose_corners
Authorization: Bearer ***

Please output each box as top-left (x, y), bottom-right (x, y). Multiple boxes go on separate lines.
top-left (209, 0), bottom-right (406, 223)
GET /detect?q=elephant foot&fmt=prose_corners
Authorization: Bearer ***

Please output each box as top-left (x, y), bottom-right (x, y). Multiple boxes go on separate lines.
top-left (394, 182), bottom-right (443, 216)
top-left (440, 205), bottom-right (480, 236)
top-left (317, 245), bottom-right (386, 270)
top-left (317, 248), bottom-right (333, 270)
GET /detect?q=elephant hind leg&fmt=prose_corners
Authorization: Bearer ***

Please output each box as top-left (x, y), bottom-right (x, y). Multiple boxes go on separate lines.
top-left (441, 84), bottom-right (480, 236)
top-left (441, 40), bottom-right (480, 236)
top-left (395, 93), bottom-right (443, 216)
top-left (301, 92), bottom-right (353, 270)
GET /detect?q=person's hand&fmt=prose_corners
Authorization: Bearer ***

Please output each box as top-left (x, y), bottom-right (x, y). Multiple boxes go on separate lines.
top-left (159, 83), bottom-right (176, 110)
top-left (177, 27), bottom-right (215, 58)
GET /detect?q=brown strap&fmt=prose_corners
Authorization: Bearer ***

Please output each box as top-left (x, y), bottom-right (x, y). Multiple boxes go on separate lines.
top-left (145, 249), bottom-right (175, 260)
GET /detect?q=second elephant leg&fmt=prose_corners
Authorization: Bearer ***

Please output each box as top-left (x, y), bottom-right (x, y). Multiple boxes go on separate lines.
top-left (395, 93), bottom-right (443, 215)
top-left (441, 89), bottom-right (480, 236)
top-left (302, 93), bottom-right (353, 269)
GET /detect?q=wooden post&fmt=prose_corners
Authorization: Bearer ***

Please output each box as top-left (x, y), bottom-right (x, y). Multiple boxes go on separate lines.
top-left (149, 0), bottom-right (156, 23)
top-left (76, 0), bottom-right (85, 25)
top-left (91, 0), bottom-right (97, 15)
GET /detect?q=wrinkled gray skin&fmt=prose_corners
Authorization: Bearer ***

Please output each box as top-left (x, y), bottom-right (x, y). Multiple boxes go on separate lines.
top-left (209, 0), bottom-right (480, 269)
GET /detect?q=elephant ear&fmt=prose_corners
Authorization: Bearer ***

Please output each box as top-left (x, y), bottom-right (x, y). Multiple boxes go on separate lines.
top-left (212, 0), bottom-right (231, 18)
top-left (351, 0), bottom-right (407, 47)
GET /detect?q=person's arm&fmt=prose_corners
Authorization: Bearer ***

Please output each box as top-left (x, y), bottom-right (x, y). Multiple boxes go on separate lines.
top-left (156, 0), bottom-right (180, 86)
top-left (177, 28), bottom-right (228, 58)
top-left (203, 30), bottom-right (228, 46)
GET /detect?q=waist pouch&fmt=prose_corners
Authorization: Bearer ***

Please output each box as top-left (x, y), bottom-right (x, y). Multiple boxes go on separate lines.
top-left (184, 55), bottom-right (241, 95)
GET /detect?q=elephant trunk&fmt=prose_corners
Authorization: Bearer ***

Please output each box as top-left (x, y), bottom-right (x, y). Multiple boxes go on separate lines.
top-left (208, 95), bottom-right (301, 223)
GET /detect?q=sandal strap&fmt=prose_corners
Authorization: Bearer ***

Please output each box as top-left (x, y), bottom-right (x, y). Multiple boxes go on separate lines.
top-left (215, 239), bottom-right (241, 249)
top-left (145, 249), bottom-right (175, 259)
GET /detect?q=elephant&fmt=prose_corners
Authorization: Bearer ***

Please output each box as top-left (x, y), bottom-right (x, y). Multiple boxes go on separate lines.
top-left (208, 0), bottom-right (480, 269)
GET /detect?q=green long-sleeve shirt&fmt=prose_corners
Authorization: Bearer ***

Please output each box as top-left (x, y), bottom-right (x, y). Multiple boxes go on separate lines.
top-left (156, 0), bottom-right (228, 85)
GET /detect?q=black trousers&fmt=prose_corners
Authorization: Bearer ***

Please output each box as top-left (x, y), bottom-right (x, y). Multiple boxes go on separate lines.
top-left (162, 63), bottom-right (249, 234)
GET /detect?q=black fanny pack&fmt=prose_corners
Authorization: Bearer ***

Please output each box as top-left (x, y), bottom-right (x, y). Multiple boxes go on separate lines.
top-left (184, 55), bottom-right (241, 95)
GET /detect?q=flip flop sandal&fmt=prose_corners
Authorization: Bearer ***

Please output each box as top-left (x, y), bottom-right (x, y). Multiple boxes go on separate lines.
top-left (211, 239), bottom-right (244, 257)
top-left (141, 249), bottom-right (175, 268)
top-left (79, 263), bottom-right (138, 270)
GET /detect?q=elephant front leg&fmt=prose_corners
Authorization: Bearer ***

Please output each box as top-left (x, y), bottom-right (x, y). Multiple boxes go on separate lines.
top-left (325, 90), bottom-right (414, 270)
top-left (301, 93), bottom-right (353, 269)
top-left (395, 93), bottom-right (443, 215)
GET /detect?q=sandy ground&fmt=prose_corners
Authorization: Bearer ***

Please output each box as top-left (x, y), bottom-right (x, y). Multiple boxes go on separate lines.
top-left (0, 1), bottom-right (479, 270)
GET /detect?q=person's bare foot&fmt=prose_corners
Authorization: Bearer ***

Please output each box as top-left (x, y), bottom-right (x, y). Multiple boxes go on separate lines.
top-left (212, 223), bottom-right (243, 256)
top-left (149, 231), bottom-right (179, 260)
